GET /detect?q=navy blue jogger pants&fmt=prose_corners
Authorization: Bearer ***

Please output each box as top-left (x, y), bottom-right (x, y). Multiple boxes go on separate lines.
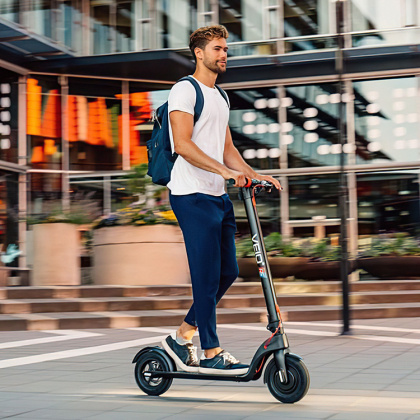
top-left (169, 192), bottom-right (239, 350)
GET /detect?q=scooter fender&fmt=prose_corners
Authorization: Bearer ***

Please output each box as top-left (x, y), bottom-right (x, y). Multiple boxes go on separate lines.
top-left (244, 333), bottom-right (289, 381)
top-left (131, 346), bottom-right (176, 371)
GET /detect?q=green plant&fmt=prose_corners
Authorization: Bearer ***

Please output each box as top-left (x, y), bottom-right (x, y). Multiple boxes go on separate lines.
top-left (91, 163), bottom-right (178, 229)
top-left (236, 232), bottom-right (291, 258)
top-left (91, 204), bottom-right (177, 229)
top-left (125, 163), bottom-right (166, 204)
top-left (359, 233), bottom-right (420, 258)
top-left (235, 237), bottom-right (254, 258)
top-left (235, 234), bottom-right (341, 261)
top-left (27, 193), bottom-right (101, 225)
top-left (306, 239), bottom-right (341, 261)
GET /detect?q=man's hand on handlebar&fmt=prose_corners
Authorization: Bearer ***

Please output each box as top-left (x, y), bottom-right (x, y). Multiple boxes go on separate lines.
top-left (222, 168), bottom-right (282, 190)
top-left (222, 169), bottom-right (248, 187)
top-left (254, 174), bottom-right (282, 191)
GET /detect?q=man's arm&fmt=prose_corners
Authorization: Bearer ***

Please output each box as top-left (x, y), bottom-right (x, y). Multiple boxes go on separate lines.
top-left (223, 126), bottom-right (282, 190)
top-left (170, 111), bottom-right (247, 186)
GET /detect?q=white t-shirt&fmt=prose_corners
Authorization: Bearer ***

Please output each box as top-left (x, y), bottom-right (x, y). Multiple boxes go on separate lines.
top-left (167, 76), bottom-right (230, 196)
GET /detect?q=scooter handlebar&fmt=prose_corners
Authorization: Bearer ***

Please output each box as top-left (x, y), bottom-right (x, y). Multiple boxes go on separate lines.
top-left (227, 177), bottom-right (273, 191)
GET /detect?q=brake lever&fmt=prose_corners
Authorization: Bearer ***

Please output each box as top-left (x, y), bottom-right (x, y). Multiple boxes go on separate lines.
top-left (254, 186), bottom-right (262, 196)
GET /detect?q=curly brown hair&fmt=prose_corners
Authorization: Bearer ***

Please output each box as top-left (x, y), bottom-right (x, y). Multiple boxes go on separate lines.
top-left (189, 25), bottom-right (229, 63)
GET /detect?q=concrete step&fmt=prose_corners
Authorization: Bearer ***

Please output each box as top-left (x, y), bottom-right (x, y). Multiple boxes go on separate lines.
top-left (1, 290), bottom-right (420, 315)
top-left (1, 303), bottom-right (420, 331)
top-left (2, 280), bottom-right (420, 300)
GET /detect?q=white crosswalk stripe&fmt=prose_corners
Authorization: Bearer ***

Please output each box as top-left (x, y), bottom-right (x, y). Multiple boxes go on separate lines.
top-left (0, 330), bottom-right (102, 350)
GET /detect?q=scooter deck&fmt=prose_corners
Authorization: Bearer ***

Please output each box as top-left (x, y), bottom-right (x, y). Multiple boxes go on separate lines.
top-left (153, 371), bottom-right (251, 382)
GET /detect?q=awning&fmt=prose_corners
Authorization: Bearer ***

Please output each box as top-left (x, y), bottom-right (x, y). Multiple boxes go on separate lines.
top-left (28, 49), bottom-right (196, 88)
top-left (0, 16), bottom-right (74, 71)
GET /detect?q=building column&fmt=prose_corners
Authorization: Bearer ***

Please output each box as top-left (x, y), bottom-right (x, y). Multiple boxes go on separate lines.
top-left (280, 175), bottom-right (290, 238)
top-left (122, 80), bottom-right (130, 170)
top-left (279, 85), bottom-right (290, 238)
top-left (18, 76), bottom-right (27, 268)
top-left (82, 0), bottom-right (90, 55)
top-left (60, 76), bottom-right (70, 211)
top-left (277, 0), bottom-right (284, 54)
top-left (347, 171), bottom-right (358, 257)
top-left (344, 78), bottom-right (358, 279)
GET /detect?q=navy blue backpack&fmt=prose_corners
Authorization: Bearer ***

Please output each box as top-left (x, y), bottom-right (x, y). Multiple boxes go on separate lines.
top-left (146, 76), bottom-right (228, 186)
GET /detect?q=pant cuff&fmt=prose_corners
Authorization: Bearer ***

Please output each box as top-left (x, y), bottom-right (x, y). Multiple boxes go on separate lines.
top-left (183, 317), bottom-right (197, 328)
top-left (201, 341), bottom-right (221, 350)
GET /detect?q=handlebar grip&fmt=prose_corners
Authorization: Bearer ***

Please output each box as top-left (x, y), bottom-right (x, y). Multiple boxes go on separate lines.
top-left (227, 177), bottom-right (252, 187)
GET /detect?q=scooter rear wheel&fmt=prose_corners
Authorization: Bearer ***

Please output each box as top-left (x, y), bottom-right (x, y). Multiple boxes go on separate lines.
top-left (134, 350), bottom-right (173, 396)
top-left (265, 354), bottom-right (310, 403)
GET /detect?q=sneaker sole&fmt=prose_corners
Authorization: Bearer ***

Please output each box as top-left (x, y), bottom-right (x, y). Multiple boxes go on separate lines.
top-left (161, 339), bottom-right (199, 373)
top-left (198, 366), bottom-right (249, 376)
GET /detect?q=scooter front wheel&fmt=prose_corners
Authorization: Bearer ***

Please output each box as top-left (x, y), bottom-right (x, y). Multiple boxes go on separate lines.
top-left (265, 354), bottom-right (310, 403)
top-left (134, 350), bottom-right (173, 396)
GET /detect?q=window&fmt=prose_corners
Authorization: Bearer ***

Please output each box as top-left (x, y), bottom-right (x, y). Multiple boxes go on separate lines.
top-left (357, 170), bottom-right (420, 236)
top-left (59, 0), bottom-right (84, 53)
top-left (128, 84), bottom-right (170, 167)
top-left (0, 171), bottom-right (19, 266)
top-left (90, 0), bottom-right (135, 54)
top-left (227, 87), bottom-right (281, 171)
top-left (156, 0), bottom-right (197, 48)
top-left (67, 78), bottom-right (123, 171)
top-left (288, 174), bottom-right (341, 238)
top-left (0, 0), bottom-right (19, 23)
top-left (27, 77), bottom-right (62, 170)
top-left (283, 0), bottom-right (334, 52)
top-left (351, 0), bottom-right (420, 47)
top-left (0, 77), bottom-right (18, 164)
top-left (219, 0), bottom-right (264, 42)
top-left (353, 76), bottom-right (419, 165)
top-left (116, 1), bottom-right (135, 52)
top-left (284, 83), bottom-right (345, 168)
top-left (27, 0), bottom-right (54, 39)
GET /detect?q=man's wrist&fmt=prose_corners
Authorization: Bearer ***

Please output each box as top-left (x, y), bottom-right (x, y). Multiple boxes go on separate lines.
top-left (219, 165), bottom-right (230, 180)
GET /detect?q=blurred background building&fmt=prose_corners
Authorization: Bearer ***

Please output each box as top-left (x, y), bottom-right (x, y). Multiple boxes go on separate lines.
top-left (0, 0), bottom-right (419, 272)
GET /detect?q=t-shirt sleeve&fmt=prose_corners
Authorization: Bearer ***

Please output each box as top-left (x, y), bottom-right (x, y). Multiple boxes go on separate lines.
top-left (168, 81), bottom-right (196, 116)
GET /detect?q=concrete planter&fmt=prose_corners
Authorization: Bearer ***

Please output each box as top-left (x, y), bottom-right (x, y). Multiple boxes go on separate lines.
top-left (93, 225), bottom-right (190, 285)
top-left (296, 259), bottom-right (357, 281)
top-left (358, 256), bottom-right (420, 279)
top-left (32, 223), bottom-right (80, 286)
top-left (238, 257), bottom-right (357, 281)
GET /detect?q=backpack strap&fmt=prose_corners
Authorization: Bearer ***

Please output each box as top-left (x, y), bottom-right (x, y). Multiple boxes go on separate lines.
top-left (215, 84), bottom-right (229, 107)
top-left (177, 76), bottom-right (204, 124)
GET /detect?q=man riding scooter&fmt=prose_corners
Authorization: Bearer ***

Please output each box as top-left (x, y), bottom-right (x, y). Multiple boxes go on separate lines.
top-left (161, 24), bottom-right (281, 374)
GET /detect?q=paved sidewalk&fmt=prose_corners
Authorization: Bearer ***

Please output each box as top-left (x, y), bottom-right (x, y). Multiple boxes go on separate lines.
top-left (0, 318), bottom-right (419, 419)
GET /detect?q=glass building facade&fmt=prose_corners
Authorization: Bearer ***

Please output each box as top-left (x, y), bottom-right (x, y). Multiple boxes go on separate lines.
top-left (2, 0), bottom-right (419, 54)
top-left (0, 0), bottom-right (419, 271)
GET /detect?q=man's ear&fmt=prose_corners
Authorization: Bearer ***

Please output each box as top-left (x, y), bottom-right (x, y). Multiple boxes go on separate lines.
top-left (195, 47), bottom-right (203, 60)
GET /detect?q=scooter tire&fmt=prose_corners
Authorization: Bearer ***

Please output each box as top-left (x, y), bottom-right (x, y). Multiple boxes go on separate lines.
top-left (134, 350), bottom-right (173, 396)
top-left (265, 354), bottom-right (310, 403)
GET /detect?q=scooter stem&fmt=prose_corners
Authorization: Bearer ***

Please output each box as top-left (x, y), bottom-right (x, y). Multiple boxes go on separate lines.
top-left (240, 186), bottom-right (283, 333)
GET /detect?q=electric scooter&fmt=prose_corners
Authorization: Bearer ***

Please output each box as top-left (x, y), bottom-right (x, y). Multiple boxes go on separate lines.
top-left (132, 178), bottom-right (310, 403)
